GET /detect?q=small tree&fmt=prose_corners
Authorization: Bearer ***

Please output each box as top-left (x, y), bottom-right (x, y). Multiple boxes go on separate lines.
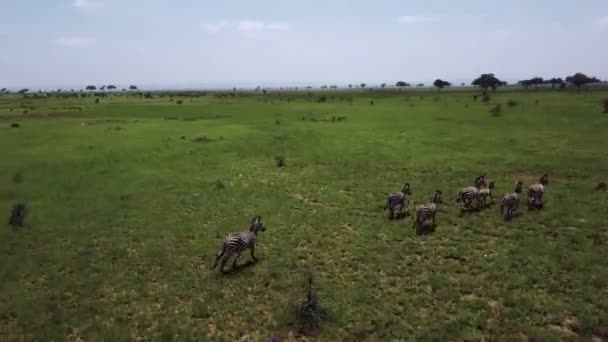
top-left (330, 85), bottom-right (337, 89)
top-left (348, 84), bottom-right (352, 88)
top-left (129, 85), bottom-right (138, 91)
top-left (565, 73), bottom-right (600, 90)
top-left (417, 83), bottom-right (424, 87)
top-left (544, 78), bottom-right (564, 89)
top-left (0, 88), bottom-right (7, 93)
top-left (86, 85), bottom-right (96, 91)
top-left (18, 88), bottom-right (29, 94)
top-left (433, 79), bottom-right (451, 92)
top-left (107, 85), bottom-right (117, 91)
top-left (360, 83), bottom-right (366, 88)
top-left (471, 73), bottom-right (504, 94)
top-left (380, 83), bottom-right (386, 88)
top-left (321, 85), bottom-right (327, 89)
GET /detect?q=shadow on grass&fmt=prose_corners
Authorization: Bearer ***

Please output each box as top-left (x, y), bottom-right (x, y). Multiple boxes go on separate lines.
top-left (218, 259), bottom-right (259, 277)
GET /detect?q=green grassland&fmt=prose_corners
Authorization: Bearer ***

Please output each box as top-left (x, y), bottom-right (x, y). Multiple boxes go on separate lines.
top-left (1, 88), bottom-right (607, 341)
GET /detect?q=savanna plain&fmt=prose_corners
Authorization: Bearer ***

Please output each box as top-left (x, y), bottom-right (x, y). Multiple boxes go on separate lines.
top-left (1, 88), bottom-right (607, 341)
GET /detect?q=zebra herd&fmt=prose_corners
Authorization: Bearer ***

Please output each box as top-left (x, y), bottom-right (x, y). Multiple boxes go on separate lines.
top-left (385, 173), bottom-right (549, 233)
top-left (212, 174), bottom-right (548, 273)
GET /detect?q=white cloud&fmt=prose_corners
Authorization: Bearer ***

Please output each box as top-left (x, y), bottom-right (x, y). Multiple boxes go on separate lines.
top-left (73, 0), bottom-right (104, 9)
top-left (397, 15), bottom-right (438, 24)
top-left (201, 20), bottom-right (289, 35)
top-left (201, 20), bottom-right (233, 34)
top-left (53, 37), bottom-right (96, 47)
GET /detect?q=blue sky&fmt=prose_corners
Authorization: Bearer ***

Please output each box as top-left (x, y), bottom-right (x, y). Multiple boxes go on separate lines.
top-left (1, 0), bottom-right (607, 89)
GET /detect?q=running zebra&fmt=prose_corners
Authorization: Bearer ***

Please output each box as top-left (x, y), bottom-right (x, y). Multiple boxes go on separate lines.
top-left (456, 174), bottom-right (486, 210)
top-left (527, 174), bottom-right (548, 210)
top-left (384, 183), bottom-right (412, 219)
top-left (413, 190), bottom-right (443, 233)
top-left (500, 182), bottom-right (523, 220)
top-left (479, 181), bottom-right (496, 208)
top-left (212, 216), bottom-right (266, 273)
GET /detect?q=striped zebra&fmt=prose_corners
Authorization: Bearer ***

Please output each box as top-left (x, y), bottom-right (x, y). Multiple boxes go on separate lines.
top-left (456, 174), bottom-right (486, 210)
top-left (384, 183), bottom-right (412, 219)
top-left (527, 174), bottom-right (548, 210)
top-left (479, 181), bottom-right (496, 208)
top-left (413, 190), bottom-right (443, 232)
top-left (212, 216), bottom-right (266, 273)
top-left (500, 182), bottom-right (523, 220)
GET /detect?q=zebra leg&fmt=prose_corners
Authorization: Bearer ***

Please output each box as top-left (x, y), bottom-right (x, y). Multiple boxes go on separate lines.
top-left (250, 244), bottom-right (257, 262)
top-left (232, 252), bottom-right (242, 268)
top-left (212, 244), bottom-right (226, 270)
top-left (220, 253), bottom-right (230, 273)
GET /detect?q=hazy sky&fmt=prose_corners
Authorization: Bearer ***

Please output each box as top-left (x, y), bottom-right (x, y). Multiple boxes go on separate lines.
top-left (1, 0), bottom-right (607, 89)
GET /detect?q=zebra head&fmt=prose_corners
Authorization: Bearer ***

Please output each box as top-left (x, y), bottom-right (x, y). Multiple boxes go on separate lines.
top-left (488, 181), bottom-right (496, 190)
top-left (432, 190), bottom-right (443, 204)
top-left (250, 216), bottom-right (266, 234)
top-left (539, 174), bottom-right (549, 185)
top-left (402, 183), bottom-right (412, 195)
top-left (514, 181), bottom-right (524, 194)
top-left (474, 174), bottom-right (486, 188)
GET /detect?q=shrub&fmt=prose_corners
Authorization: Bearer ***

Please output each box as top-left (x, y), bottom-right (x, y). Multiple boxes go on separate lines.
top-left (215, 180), bottom-right (225, 190)
top-left (275, 120), bottom-right (281, 125)
top-left (482, 94), bottom-right (491, 103)
top-left (506, 99), bottom-right (518, 108)
top-left (295, 274), bottom-right (326, 335)
top-left (275, 155), bottom-right (285, 168)
top-left (317, 96), bottom-right (327, 103)
top-left (489, 104), bottom-right (502, 116)
top-left (8, 203), bottom-right (26, 228)
top-left (10, 123), bottom-right (19, 128)
top-left (603, 98), bottom-right (608, 113)
top-left (95, 98), bottom-right (100, 104)
top-left (176, 100), bottom-right (183, 105)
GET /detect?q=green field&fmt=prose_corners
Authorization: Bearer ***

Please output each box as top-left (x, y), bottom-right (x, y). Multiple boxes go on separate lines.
top-left (1, 89), bottom-right (607, 341)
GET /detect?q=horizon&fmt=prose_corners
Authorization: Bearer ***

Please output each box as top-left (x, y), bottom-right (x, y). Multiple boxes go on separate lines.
top-left (2, 0), bottom-right (608, 89)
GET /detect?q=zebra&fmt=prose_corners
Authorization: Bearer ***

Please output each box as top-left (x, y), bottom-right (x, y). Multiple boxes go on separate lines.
top-left (479, 181), bottom-right (496, 208)
top-left (413, 190), bottom-right (443, 233)
top-left (212, 216), bottom-right (266, 273)
top-left (527, 174), bottom-right (549, 210)
top-left (456, 174), bottom-right (486, 210)
top-left (384, 183), bottom-right (412, 219)
top-left (500, 182), bottom-right (523, 220)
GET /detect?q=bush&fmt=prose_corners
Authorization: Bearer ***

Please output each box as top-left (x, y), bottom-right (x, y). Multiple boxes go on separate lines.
top-left (275, 120), bottom-right (281, 125)
top-left (489, 104), bottom-right (502, 116)
top-left (317, 96), bottom-right (327, 103)
top-left (295, 275), bottom-right (326, 335)
top-left (215, 180), bottom-right (225, 190)
top-left (506, 99), bottom-right (518, 107)
top-left (603, 98), bottom-right (608, 113)
top-left (8, 203), bottom-right (26, 228)
top-left (482, 94), bottom-right (491, 103)
top-left (176, 100), bottom-right (183, 105)
top-left (10, 123), bottom-right (19, 128)
top-left (275, 155), bottom-right (285, 168)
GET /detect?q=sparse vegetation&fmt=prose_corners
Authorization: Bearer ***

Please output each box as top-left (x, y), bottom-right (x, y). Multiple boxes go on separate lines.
top-left (507, 99), bottom-right (519, 107)
top-left (0, 88), bottom-right (607, 340)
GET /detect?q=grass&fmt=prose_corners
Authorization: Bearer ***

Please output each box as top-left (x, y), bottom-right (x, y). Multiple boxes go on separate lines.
top-left (1, 88), bottom-right (608, 340)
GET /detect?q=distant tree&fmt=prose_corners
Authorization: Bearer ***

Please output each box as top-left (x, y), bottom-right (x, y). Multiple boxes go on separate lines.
top-left (321, 85), bottom-right (328, 89)
top-left (417, 83), bottom-right (424, 87)
top-left (544, 78), bottom-right (564, 89)
top-left (348, 84), bottom-right (352, 88)
top-left (518, 77), bottom-right (544, 88)
top-left (471, 73), bottom-right (504, 93)
top-left (107, 85), bottom-right (117, 91)
top-left (129, 85), bottom-right (138, 91)
top-left (360, 83), bottom-right (366, 88)
top-left (0, 88), bottom-right (6, 93)
top-left (18, 88), bottom-right (29, 94)
top-left (395, 81), bottom-right (410, 90)
top-left (433, 79), bottom-right (451, 91)
top-left (380, 83), bottom-right (386, 88)
top-left (56, 89), bottom-right (62, 93)
top-left (86, 85), bottom-right (96, 91)
top-left (460, 82), bottom-right (465, 86)
top-left (305, 86), bottom-right (312, 89)
top-left (100, 85), bottom-right (106, 91)
top-left (330, 85), bottom-right (338, 89)
top-left (565, 73), bottom-right (600, 90)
